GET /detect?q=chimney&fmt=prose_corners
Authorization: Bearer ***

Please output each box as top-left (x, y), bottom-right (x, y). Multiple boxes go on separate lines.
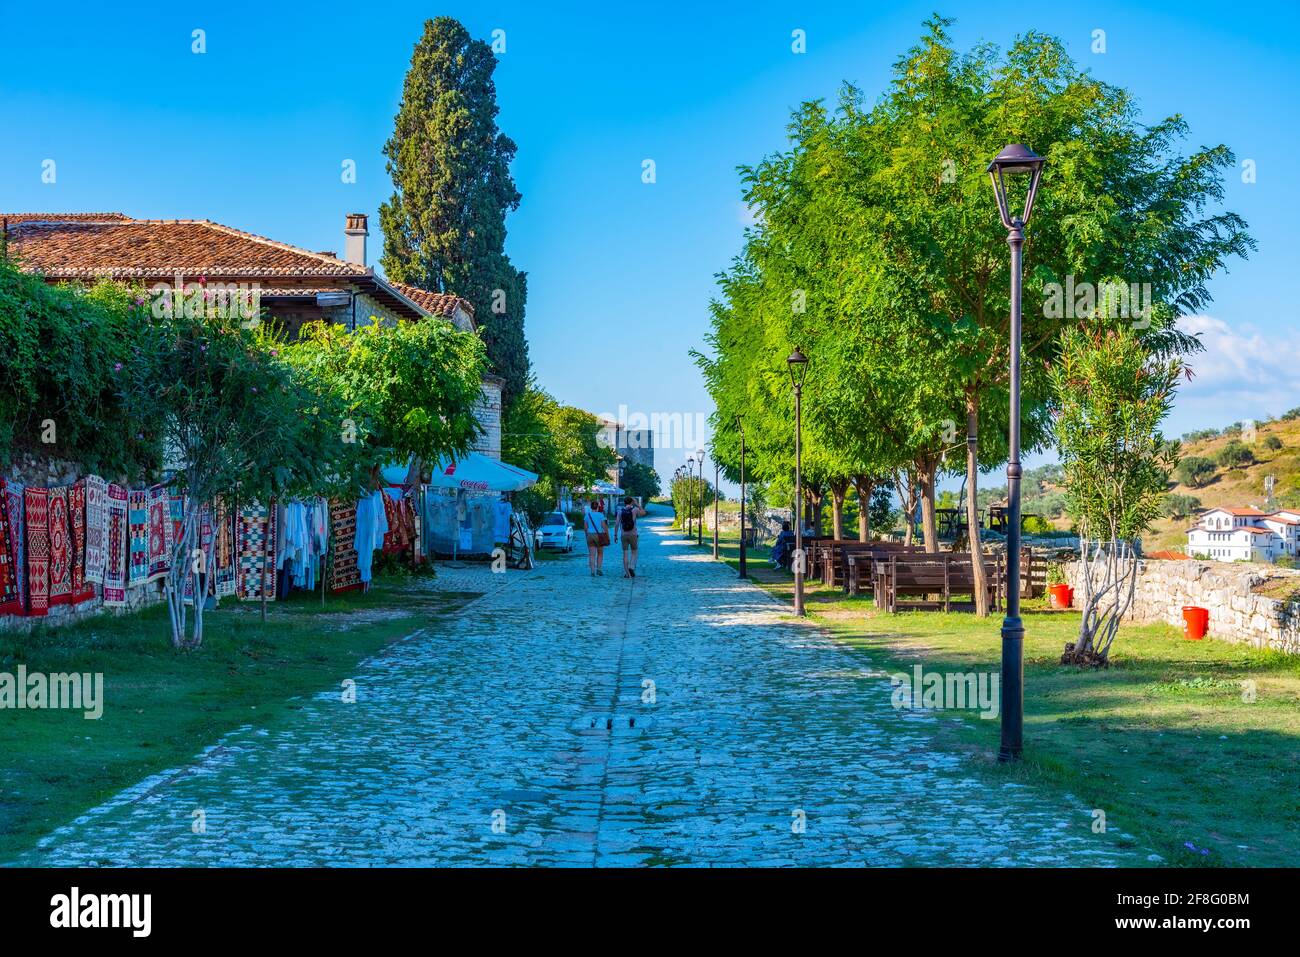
top-left (344, 213), bottom-right (368, 266)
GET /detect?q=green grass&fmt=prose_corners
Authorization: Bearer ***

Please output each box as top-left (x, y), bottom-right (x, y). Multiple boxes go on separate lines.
top-left (691, 528), bottom-right (1300, 867)
top-left (0, 576), bottom-right (479, 861)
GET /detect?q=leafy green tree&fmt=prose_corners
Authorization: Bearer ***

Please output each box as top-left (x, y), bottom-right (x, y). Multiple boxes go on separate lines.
top-left (1176, 455), bottom-right (1217, 488)
top-left (0, 261), bottom-right (161, 477)
top-left (379, 16), bottom-right (529, 407)
top-left (1263, 434), bottom-right (1283, 451)
top-left (1051, 326), bottom-right (1180, 664)
top-left (1162, 493), bottom-right (1202, 521)
top-left (670, 474), bottom-right (713, 529)
top-left (284, 316), bottom-right (487, 471)
top-left (1216, 440), bottom-right (1255, 470)
top-left (620, 461), bottom-right (661, 501)
top-left (702, 16), bottom-right (1250, 614)
top-left (122, 313), bottom-right (363, 649)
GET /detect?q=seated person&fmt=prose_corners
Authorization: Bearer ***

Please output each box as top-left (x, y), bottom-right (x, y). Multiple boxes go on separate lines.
top-left (771, 521), bottom-right (797, 570)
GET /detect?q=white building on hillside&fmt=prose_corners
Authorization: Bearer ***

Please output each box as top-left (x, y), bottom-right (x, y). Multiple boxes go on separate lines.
top-left (1186, 506), bottom-right (1300, 562)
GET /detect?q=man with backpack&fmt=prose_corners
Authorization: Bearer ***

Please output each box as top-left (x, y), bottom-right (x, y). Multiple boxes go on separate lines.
top-left (616, 496), bottom-right (647, 578)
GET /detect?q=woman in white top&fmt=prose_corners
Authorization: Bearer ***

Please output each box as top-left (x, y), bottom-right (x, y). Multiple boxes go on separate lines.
top-left (583, 498), bottom-right (609, 577)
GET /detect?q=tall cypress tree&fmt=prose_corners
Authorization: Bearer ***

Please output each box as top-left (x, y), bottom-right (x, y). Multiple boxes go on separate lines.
top-left (380, 17), bottom-right (529, 408)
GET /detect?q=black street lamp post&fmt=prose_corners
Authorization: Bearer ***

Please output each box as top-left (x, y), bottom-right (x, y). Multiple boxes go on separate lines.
top-left (685, 457), bottom-right (695, 537)
top-left (712, 458), bottom-right (720, 558)
top-left (987, 143), bottom-right (1045, 763)
top-left (696, 448), bottom-right (705, 547)
top-left (737, 415), bottom-right (747, 579)
top-left (787, 348), bottom-right (809, 617)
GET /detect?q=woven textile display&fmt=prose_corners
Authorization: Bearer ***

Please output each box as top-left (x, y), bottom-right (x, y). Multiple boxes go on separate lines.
top-left (329, 499), bottom-right (362, 594)
top-left (0, 481), bottom-right (21, 616)
top-left (146, 484), bottom-right (170, 582)
top-left (127, 489), bottom-right (149, 586)
top-left (236, 503), bottom-right (277, 601)
top-left (83, 475), bottom-right (109, 585)
top-left (47, 486), bottom-right (72, 607)
top-left (24, 486), bottom-right (50, 616)
top-left (4, 481), bottom-right (25, 612)
top-left (214, 499), bottom-right (236, 598)
top-left (103, 484), bottom-right (129, 606)
top-left (68, 480), bottom-right (95, 604)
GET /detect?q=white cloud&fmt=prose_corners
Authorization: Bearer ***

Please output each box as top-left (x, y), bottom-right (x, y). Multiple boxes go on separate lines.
top-left (1172, 314), bottom-right (1300, 431)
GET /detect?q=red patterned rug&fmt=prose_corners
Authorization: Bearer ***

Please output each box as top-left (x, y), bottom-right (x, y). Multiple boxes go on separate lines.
top-left (104, 484), bottom-right (129, 606)
top-left (147, 484), bottom-right (170, 582)
top-left (24, 486), bottom-right (50, 617)
top-left (47, 486), bottom-right (72, 607)
top-left (0, 481), bottom-right (22, 617)
top-left (69, 480), bottom-right (95, 604)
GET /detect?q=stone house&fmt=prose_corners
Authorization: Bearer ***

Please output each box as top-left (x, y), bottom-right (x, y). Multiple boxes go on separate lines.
top-left (1, 211), bottom-right (500, 455)
top-left (1186, 506), bottom-right (1300, 563)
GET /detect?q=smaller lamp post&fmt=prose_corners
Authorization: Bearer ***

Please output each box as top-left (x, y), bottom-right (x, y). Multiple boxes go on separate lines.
top-left (787, 347), bottom-right (809, 617)
top-left (685, 455), bottom-right (696, 537)
top-left (712, 457), bottom-right (720, 559)
top-left (737, 415), bottom-right (747, 579)
top-left (696, 448), bottom-right (706, 546)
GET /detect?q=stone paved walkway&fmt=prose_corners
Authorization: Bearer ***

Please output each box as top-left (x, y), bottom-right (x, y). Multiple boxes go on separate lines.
top-left (15, 512), bottom-right (1144, 866)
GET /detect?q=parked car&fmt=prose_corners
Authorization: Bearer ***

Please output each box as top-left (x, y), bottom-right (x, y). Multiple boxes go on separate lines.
top-left (534, 511), bottom-right (574, 552)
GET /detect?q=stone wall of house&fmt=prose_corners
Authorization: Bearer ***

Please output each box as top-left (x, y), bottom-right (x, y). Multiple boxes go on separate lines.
top-left (354, 292), bottom-right (405, 329)
top-left (1064, 558), bottom-right (1300, 654)
top-left (472, 378), bottom-right (503, 460)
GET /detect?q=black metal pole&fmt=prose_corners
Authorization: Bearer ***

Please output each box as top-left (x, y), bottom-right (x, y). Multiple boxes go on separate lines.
top-left (712, 461), bottom-right (719, 558)
top-left (794, 383), bottom-right (805, 617)
top-left (697, 454), bottom-right (705, 547)
top-left (999, 220), bottom-right (1025, 763)
top-left (738, 428), bottom-right (748, 579)
top-left (689, 460), bottom-right (697, 539)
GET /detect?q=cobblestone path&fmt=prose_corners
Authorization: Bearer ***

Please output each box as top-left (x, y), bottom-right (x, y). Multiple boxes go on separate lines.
top-left (15, 512), bottom-right (1144, 866)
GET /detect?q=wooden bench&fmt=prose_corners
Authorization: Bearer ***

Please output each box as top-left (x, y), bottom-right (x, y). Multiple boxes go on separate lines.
top-left (845, 545), bottom-right (930, 598)
top-left (814, 539), bottom-right (879, 587)
top-left (797, 535), bottom-right (834, 576)
top-left (876, 552), bottom-right (1005, 613)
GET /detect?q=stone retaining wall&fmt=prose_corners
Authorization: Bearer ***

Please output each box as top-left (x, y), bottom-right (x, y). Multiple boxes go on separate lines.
top-left (1064, 558), bottom-right (1300, 654)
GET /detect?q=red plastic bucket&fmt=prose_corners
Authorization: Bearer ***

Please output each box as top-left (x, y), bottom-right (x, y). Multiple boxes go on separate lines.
top-left (1182, 605), bottom-right (1209, 640)
top-left (1049, 583), bottom-right (1072, 609)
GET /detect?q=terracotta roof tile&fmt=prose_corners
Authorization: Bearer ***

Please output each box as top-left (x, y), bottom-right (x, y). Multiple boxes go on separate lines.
top-left (388, 281), bottom-right (475, 319)
top-left (2, 215), bottom-right (368, 279)
top-left (2, 212), bottom-right (131, 224)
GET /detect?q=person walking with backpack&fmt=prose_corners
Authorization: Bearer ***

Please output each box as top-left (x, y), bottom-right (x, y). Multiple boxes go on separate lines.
top-left (583, 497), bottom-right (610, 577)
top-left (616, 496), bottom-right (647, 578)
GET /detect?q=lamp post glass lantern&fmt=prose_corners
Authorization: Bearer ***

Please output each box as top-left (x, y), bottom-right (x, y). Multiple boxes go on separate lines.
top-left (987, 143), bottom-right (1045, 763)
top-left (787, 348), bottom-right (809, 617)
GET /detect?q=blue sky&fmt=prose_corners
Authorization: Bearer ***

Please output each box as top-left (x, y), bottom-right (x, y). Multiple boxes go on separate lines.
top-left (2, 0), bottom-right (1296, 491)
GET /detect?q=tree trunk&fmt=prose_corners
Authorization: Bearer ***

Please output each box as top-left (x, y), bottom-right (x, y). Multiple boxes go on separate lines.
top-left (895, 470), bottom-right (917, 547)
top-left (829, 477), bottom-right (848, 541)
top-left (852, 474), bottom-right (874, 542)
top-left (917, 457), bottom-right (939, 553)
top-left (965, 392), bottom-right (990, 616)
top-left (808, 481), bottom-right (824, 535)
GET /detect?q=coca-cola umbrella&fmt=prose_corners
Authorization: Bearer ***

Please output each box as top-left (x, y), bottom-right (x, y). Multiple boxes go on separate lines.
top-left (425, 452), bottom-right (538, 493)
